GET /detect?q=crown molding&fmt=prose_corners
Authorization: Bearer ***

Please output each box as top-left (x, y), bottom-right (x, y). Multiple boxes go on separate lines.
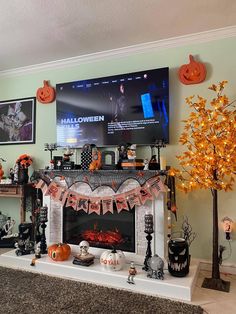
top-left (1, 25), bottom-right (236, 78)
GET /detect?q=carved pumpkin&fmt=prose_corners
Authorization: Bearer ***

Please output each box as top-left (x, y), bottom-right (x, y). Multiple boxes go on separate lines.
top-left (48, 243), bottom-right (71, 261)
top-left (100, 247), bottom-right (125, 271)
top-left (178, 55), bottom-right (206, 85)
top-left (36, 80), bottom-right (55, 103)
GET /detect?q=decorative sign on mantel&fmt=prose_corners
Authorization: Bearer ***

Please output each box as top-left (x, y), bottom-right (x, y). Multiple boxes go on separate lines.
top-left (35, 175), bottom-right (167, 215)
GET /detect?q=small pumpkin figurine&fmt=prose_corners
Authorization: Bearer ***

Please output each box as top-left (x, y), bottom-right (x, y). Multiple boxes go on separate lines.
top-left (36, 80), bottom-right (56, 103)
top-left (100, 247), bottom-right (125, 271)
top-left (178, 55), bottom-right (206, 85)
top-left (48, 243), bottom-right (71, 261)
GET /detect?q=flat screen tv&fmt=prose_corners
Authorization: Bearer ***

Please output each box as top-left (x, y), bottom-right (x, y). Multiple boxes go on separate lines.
top-left (56, 67), bottom-right (169, 147)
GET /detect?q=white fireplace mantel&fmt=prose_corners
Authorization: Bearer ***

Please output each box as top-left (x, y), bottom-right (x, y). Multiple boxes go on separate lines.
top-left (40, 170), bottom-right (168, 263)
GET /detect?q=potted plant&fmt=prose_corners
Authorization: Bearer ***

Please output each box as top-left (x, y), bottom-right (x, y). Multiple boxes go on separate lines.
top-left (170, 81), bottom-right (236, 292)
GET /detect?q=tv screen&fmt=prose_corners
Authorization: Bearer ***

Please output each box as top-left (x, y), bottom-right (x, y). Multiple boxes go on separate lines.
top-left (56, 67), bottom-right (169, 147)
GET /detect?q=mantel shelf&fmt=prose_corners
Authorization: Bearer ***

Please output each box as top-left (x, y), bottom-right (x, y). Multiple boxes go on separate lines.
top-left (33, 169), bottom-right (168, 192)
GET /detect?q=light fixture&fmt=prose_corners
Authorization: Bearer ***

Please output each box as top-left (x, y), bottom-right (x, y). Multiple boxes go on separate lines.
top-left (222, 216), bottom-right (233, 240)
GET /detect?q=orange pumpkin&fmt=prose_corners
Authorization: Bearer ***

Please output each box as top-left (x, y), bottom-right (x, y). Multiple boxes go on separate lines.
top-left (48, 243), bottom-right (71, 261)
top-left (36, 80), bottom-right (55, 103)
top-left (178, 55), bottom-right (206, 85)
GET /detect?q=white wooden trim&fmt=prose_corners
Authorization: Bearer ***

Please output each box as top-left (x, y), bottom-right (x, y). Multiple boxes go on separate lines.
top-left (1, 26), bottom-right (236, 78)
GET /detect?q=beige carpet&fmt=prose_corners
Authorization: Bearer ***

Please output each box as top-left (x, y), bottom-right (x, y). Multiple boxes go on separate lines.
top-left (0, 266), bottom-right (203, 314)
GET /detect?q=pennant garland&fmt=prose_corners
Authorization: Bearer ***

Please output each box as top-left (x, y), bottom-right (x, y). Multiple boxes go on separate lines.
top-left (45, 181), bottom-right (64, 202)
top-left (88, 197), bottom-right (101, 215)
top-left (114, 194), bottom-right (129, 213)
top-left (139, 186), bottom-right (153, 204)
top-left (126, 187), bottom-right (141, 209)
top-left (102, 198), bottom-right (114, 214)
top-left (66, 191), bottom-right (79, 210)
top-left (77, 196), bottom-right (89, 213)
top-left (35, 179), bottom-right (48, 194)
top-left (35, 175), bottom-right (167, 215)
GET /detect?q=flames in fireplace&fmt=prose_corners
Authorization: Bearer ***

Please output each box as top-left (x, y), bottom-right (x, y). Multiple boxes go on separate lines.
top-left (82, 223), bottom-right (124, 246)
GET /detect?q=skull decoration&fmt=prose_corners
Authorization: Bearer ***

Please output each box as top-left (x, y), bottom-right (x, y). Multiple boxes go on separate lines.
top-left (168, 238), bottom-right (189, 277)
top-left (79, 240), bottom-right (89, 256)
top-left (147, 254), bottom-right (164, 280)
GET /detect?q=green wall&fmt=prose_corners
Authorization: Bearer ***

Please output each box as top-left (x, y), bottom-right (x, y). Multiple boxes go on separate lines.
top-left (0, 36), bottom-right (236, 264)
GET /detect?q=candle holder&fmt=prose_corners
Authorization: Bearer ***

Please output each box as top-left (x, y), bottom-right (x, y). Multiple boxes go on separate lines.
top-left (149, 139), bottom-right (166, 170)
top-left (39, 205), bottom-right (48, 254)
top-left (143, 214), bottom-right (154, 271)
top-left (44, 143), bottom-right (57, 162)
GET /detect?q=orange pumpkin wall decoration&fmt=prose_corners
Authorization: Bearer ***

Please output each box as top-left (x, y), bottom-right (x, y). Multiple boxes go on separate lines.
top-left (36, 80), bottom-right (56, 103)
top-left (48, 243), bottom-right (71, 261)
top-left (178, 55), bottom-right (206, 85)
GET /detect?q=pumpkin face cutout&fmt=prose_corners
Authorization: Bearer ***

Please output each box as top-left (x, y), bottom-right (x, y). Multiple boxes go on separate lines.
top-left (36, 80), bottom-right (55, 103)
top-left (48, 243), bottom-right (71, 261)
top-left (178, 55), bottom-right (206, 85)
top-left (100, 248), bottom-right (125, 271)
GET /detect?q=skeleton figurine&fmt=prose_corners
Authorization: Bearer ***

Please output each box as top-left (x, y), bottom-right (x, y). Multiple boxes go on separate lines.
top-left (147, 254), bottom-right (164, 280)
top-left (127, 261), bottom-right (137, 284)
top-left (73, 240), bottom-right (94, 266)
top-left (79, 240), bottom-right (90, 257)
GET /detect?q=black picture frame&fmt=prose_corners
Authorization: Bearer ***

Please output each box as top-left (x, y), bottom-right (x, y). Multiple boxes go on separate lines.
top-left (0, 97), bottom-right (36, 145)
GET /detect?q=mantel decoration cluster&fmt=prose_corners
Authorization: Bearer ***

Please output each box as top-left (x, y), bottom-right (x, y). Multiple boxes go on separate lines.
top-left (170, 81), bottom-right (236, 292)
top-left (35, 175), bottom-right (166, 215)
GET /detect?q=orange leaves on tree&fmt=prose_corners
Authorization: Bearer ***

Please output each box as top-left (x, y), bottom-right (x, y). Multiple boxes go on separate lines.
top-left (174, 81), bottom-right (236, 193)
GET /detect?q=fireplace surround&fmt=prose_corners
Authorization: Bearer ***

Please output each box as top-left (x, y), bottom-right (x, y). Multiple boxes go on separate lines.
top-left (39, 169), bottom-right (168, 262)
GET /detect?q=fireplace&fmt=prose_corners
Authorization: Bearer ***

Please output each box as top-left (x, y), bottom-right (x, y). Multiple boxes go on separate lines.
top-left (63, 206), bottom-right (135, 252)
top-left (42, 170), bottom-right (168, 262)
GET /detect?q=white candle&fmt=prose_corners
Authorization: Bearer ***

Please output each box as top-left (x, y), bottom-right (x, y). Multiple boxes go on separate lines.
top-left (160, 156), bottom-right (166, 170)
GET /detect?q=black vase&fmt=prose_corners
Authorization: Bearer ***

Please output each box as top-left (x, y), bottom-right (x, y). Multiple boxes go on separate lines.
top-left (168, 238), bottom-right (190, 277)
top-left (17, 168), bottom-right (29, 184)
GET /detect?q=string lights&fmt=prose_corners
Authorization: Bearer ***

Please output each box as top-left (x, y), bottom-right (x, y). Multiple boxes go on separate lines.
top-left (170, 81), bottom-right (236, 192)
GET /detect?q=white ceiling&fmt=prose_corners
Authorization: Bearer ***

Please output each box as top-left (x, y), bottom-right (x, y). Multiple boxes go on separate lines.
top-left (1, 0), bottom-right (236, 71)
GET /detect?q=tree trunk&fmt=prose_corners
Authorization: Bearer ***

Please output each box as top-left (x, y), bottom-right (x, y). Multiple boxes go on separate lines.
top-left (201, 187), bottom-right (230, 292)
top-left (212, 189), bottom-right (220, 279)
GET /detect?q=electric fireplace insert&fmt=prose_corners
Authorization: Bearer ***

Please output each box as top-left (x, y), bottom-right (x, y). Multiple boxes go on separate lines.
top-left (63, 206), bottom-right (135, 252)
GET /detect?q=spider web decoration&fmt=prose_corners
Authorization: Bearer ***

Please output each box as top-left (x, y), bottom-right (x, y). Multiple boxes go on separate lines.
top-left (34, 169), bottom-right (167, 192)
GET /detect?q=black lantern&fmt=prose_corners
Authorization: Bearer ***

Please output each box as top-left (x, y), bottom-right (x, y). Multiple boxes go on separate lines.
top-left (168, 238), bottom-right (190, 277)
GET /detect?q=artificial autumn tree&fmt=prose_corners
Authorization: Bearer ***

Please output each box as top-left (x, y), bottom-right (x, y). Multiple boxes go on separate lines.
top-left (171, 81), bottom-right (236, 292)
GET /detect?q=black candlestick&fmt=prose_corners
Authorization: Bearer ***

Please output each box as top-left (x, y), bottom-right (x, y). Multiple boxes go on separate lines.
top-left (143, 214), bottom-right (154, 271)
top-left (150, 140), bottom-right (166, 169)
top-left (44, 143), bottom-right (57, 161)
top-left (39, 205), bottom-right (48, 254)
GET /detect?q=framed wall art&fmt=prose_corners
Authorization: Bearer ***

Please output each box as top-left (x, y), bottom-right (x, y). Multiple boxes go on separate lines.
top-left (0, 97), bottom-right (36, 145)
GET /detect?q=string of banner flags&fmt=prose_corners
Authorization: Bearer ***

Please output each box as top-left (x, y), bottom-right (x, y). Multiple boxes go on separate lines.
top-left (35, 175), bottom-right (167, 215)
